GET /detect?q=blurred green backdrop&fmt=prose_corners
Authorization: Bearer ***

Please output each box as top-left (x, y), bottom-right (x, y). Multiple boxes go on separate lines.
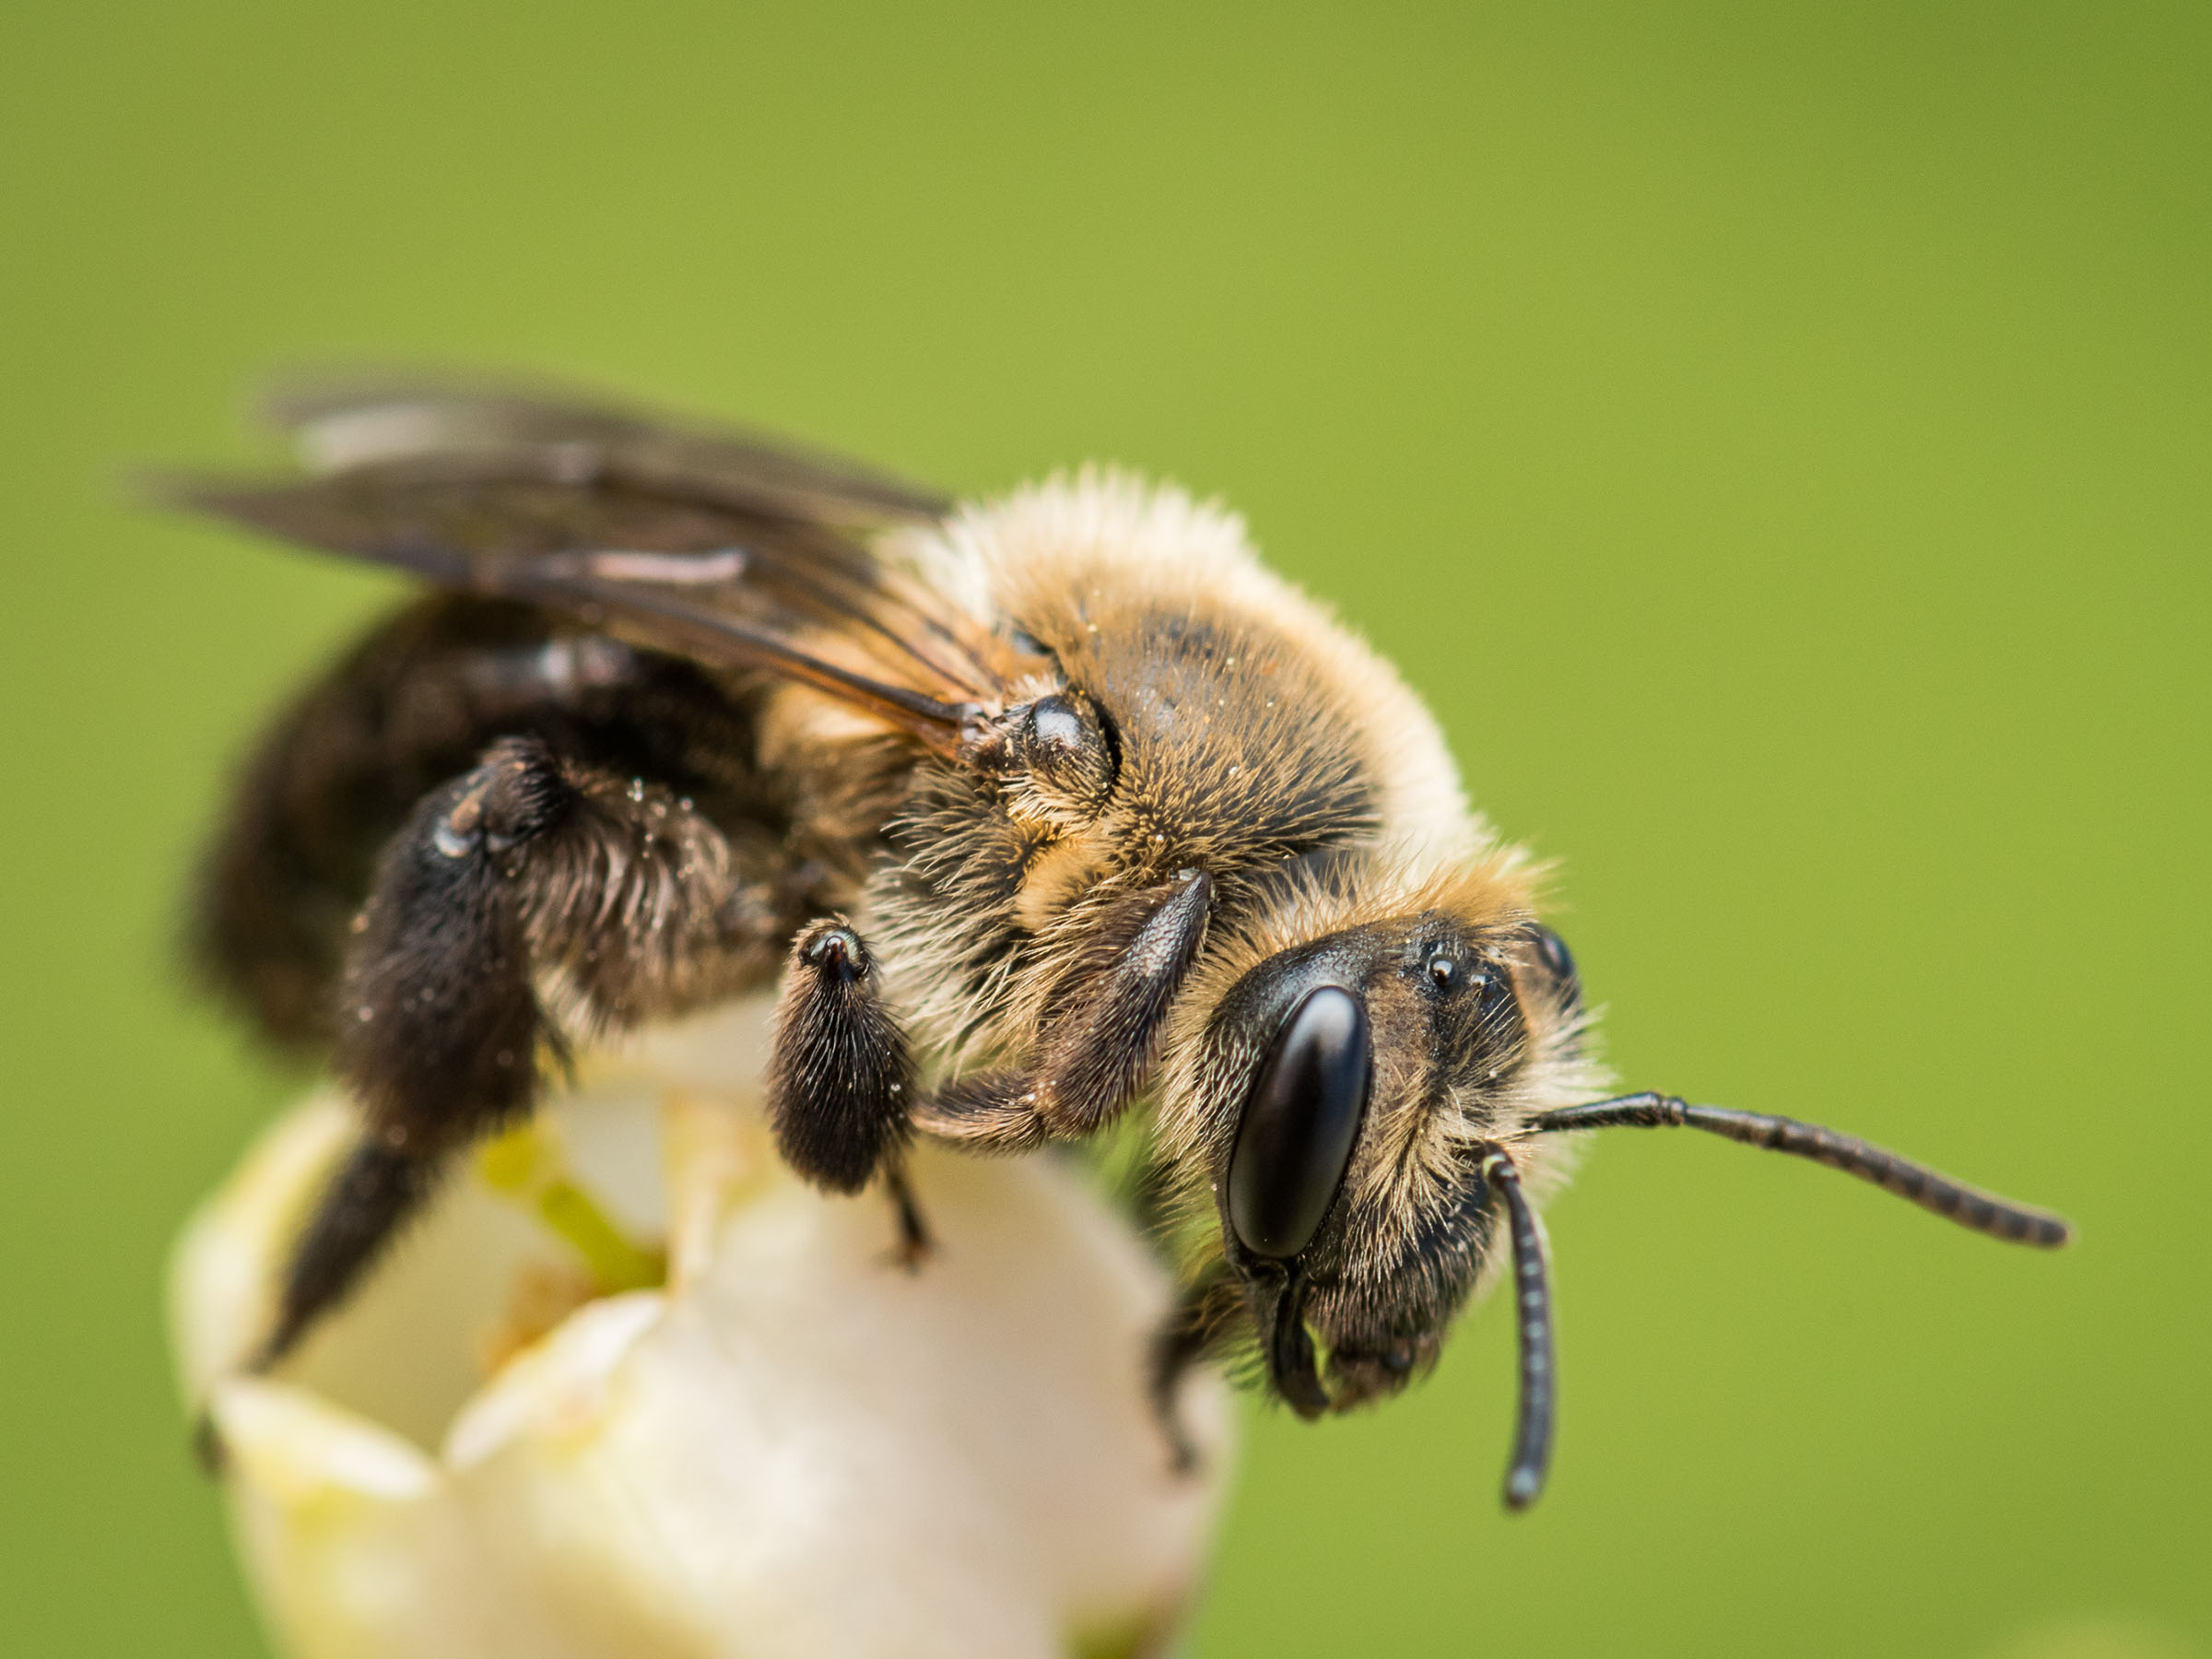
top-left (2, 3), bottom-right (2205, 1654)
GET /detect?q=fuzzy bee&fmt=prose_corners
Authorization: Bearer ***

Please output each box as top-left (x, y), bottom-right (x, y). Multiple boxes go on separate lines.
top-left (170, 381), bottom-right (2071, 1509)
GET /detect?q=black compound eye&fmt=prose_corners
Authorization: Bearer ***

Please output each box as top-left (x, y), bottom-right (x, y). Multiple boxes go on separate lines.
top-left (1524, 924), bottom-right (1579, 1005)
top-left (1226, 985), bottom-right (1374, 1260)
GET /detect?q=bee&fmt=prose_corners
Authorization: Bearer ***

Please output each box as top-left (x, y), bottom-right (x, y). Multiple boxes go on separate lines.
top-left (169, 380), bottom-right (2071, 1508)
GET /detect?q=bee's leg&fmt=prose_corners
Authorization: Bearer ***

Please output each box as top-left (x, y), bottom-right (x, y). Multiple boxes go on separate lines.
top-left (195, 594), bottom-right (802, 1052)
top-left (882, 1158), bottom-right (934, 1270)
top-left (908, 1073), bottom-right (1053, 1150)
top-left (763, 923), bottom-right (939, 1264)
top-left (253, 733), bottom-right (778, 1376)
top-left (915, 869), bottom-right (1214, 1150)
top-left (765, 922), bottom-right (923, 1218)
top-left (1147, 1265), bottom-right (1233, 1476)
top-left (1032, 869), bottom-right (1213, 1134)
top-left (252, 1135), bottom-right (449, 1371)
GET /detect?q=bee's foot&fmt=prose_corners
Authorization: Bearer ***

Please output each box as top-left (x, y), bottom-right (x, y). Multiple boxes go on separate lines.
top-left (883, 1161), bottom-right (934, 1273)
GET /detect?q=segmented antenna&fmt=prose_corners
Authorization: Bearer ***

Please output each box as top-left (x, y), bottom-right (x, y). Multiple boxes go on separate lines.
top-left (1481, 1149), bottom-right (1556, 1512)
top-left (1529, 1093), bottom-right (2073, 1247)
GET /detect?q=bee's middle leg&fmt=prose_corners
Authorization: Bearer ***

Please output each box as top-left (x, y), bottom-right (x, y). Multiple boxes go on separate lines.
top-left (766, 921), bottom-right (935, 1259)
top-left (763, 871), bottom-right (1216, 1250)
top-left (881, 1158), bottom-right (934, 1270)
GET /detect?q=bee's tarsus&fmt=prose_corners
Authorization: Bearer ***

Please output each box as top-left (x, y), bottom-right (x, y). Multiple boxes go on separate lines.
top-left (1529, 1094), bottom-right (2074, 1247)
top-left (882, 1159), bottom-right (935, 1271)
top-left (912, 1071), bottom-right (1053, 1153)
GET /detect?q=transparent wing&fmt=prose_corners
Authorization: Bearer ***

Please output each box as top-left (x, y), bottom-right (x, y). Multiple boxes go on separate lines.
top-left (159, 378), bottom-right (1030, 746)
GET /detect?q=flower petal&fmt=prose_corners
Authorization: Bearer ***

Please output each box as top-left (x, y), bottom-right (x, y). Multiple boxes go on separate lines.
top-left (175, 1006), bottom-right (1236, 1659)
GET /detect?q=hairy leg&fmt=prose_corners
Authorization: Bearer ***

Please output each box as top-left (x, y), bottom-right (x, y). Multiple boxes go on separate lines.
top-left (766, 922), bottom-right (916, 1192)
top-left (912, 870), bottom-right (1214, 1151)
top-left (195, 594), bottom-right (815, 1049)
top-left (260, 731), bottom-right (793, 1372)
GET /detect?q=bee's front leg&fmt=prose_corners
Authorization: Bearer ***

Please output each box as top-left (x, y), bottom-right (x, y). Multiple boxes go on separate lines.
top-left (913, 869), bottom-right (1214, 1150)
top-left (1147, 1265), bottom-right (1234, 1477)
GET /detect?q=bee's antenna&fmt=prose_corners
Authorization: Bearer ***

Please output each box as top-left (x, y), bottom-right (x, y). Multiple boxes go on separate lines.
top-left (1480, 1148), bottom-right (1555, 1512)
top-left (1529, 1094), bottom-right (2073, 1247)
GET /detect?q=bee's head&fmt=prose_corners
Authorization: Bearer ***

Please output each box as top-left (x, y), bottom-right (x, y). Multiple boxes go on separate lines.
top-left (1172, 862), bottom-right (1594, 1416)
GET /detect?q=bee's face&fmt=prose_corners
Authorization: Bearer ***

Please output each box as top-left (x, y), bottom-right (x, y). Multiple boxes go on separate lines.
top-left (1198, 897), bottom-right (1583, 1412)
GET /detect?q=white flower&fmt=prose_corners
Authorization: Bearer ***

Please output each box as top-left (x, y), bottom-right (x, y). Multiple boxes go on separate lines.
top-left (171, 1005), bottom-right (1236, 1659)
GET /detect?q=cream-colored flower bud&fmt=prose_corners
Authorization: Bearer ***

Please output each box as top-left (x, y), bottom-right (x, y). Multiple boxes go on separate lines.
top-left (171, 1006), bottom-right (1235, 1659)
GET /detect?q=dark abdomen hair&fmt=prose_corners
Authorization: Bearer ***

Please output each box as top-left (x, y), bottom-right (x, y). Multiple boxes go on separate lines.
top-left (194, 594), bottom-right (805, 1048)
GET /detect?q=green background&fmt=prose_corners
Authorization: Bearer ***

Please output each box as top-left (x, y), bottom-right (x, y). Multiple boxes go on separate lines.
top-left (2, 3), bottom-right (2205, 1654)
